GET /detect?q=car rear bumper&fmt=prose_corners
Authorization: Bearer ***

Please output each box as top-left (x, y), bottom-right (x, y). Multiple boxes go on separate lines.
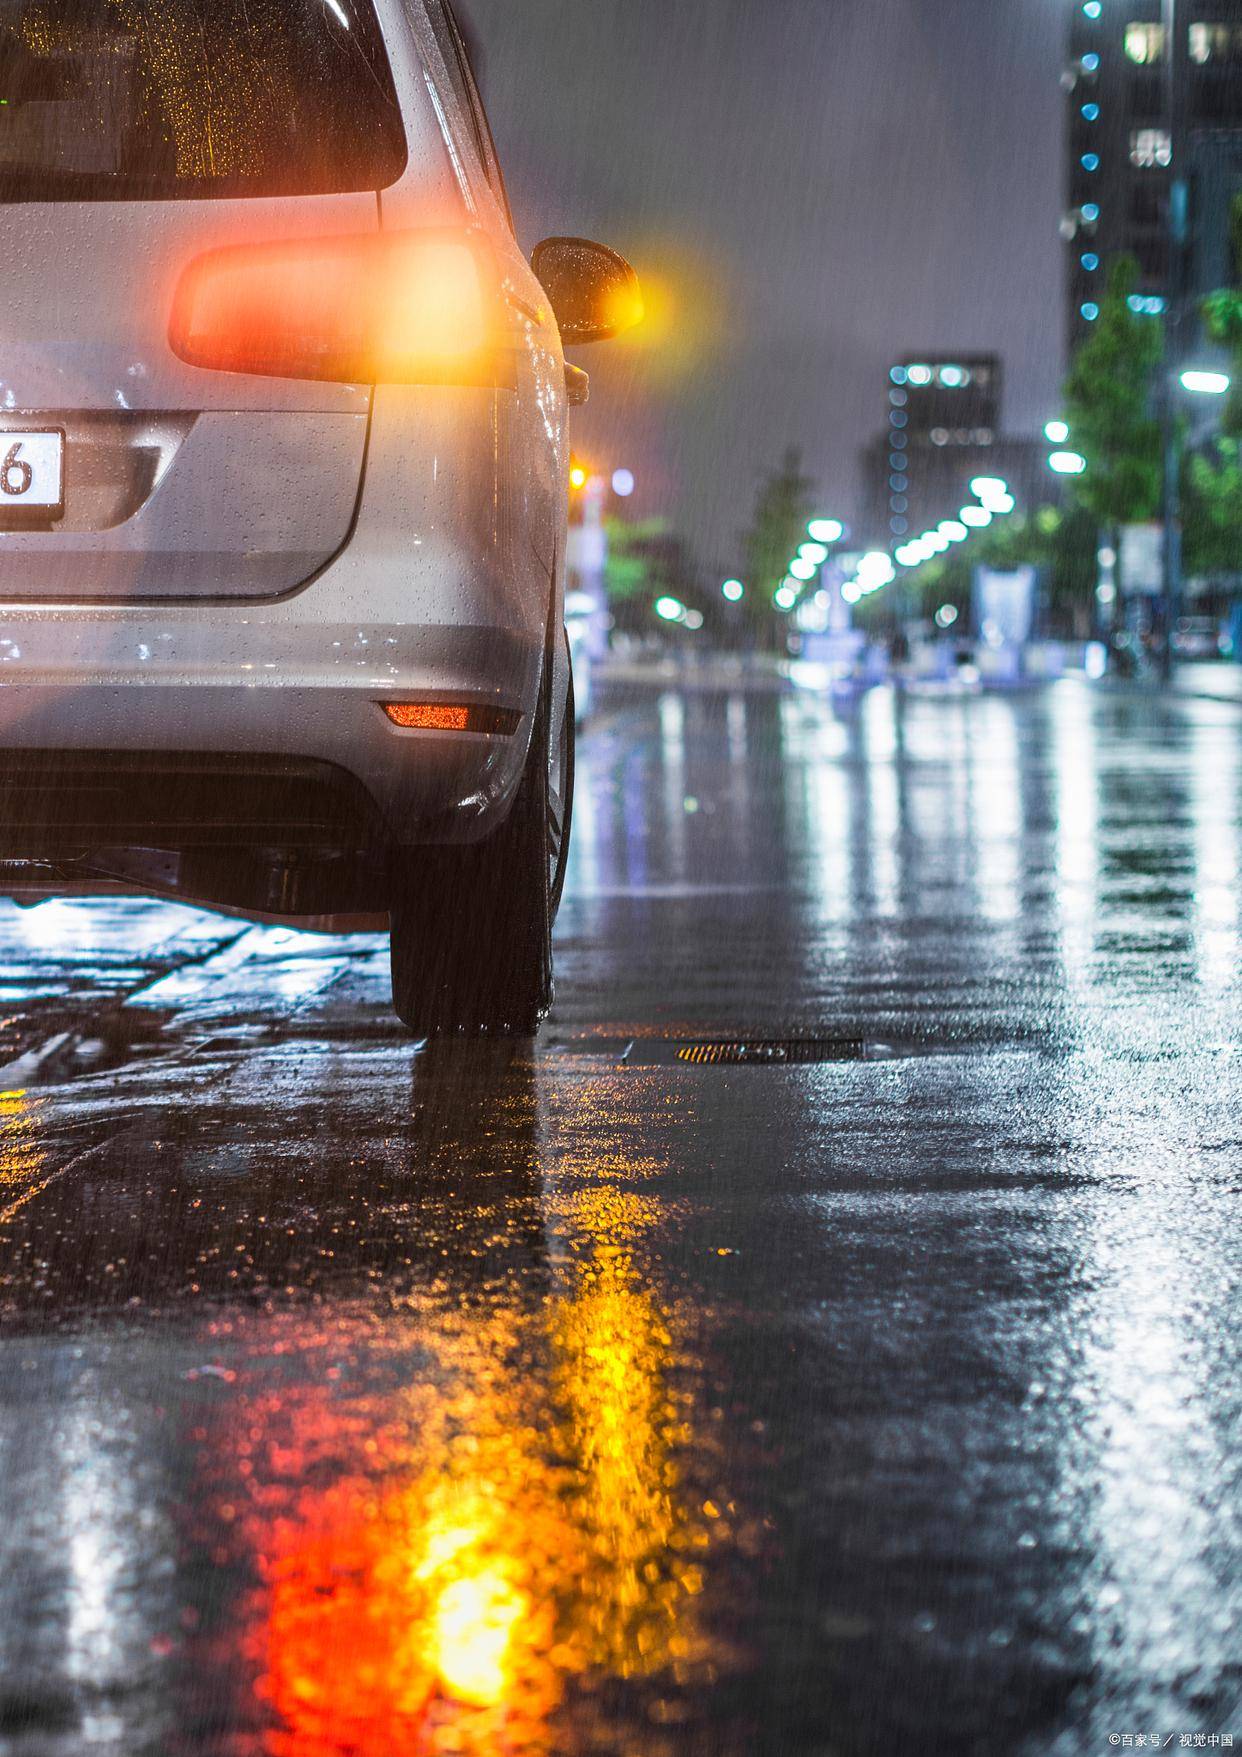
top-left (0, 618), bottom-right (541, 848)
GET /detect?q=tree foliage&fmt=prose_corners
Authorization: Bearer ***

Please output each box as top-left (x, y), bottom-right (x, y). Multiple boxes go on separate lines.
top-left (603, 518), bottom-right (710, 636)
top-left (1190, 192), bottom-right (1242, 572)
top-left (739, 446), bottom-right (815, 643)
top-left (1183, 439), bottom-right (1242, 577)
top-left (1063, 255), bottom-right (1163, 531)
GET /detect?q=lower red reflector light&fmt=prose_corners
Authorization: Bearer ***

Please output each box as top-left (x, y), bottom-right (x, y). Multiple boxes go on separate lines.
top-left (382, 703), bottom-right (520, 734)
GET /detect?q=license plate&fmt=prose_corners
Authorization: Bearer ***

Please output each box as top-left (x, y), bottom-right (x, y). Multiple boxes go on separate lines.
top-left (0, 430), bottom-right (64, 515)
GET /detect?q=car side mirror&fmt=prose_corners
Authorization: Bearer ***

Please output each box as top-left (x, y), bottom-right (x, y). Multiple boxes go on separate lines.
top-left (530, 237), bottom-right (643, 344)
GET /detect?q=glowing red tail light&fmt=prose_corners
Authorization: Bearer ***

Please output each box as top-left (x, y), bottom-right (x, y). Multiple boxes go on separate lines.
top-left (169, 229), bottom-right (513, 386)
top-left (381, 702), bottom-right (521, 734)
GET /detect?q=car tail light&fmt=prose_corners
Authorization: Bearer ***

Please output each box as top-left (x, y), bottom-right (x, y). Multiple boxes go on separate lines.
top-left (381, 703), bottom-right (521, 734)
top-left (169, 229), bottom-right (514, 387)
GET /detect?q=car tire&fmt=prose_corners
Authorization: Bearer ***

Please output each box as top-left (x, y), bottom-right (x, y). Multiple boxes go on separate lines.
top-left (389, 649), bottom-right (573, 1037)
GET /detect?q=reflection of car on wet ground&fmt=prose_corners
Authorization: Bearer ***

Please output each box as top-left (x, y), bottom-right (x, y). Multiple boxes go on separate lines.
top-left (0, 0), bottom-right (639, 1034)
top-left (564, 590), bottom-right (602, 723)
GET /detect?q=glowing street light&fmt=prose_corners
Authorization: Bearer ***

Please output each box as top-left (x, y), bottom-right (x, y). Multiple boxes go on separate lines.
top-left (570, 464), bottom-right (588, 490)
top-left (970, 476), bottom-right (1010, 504)
top-left (938, 520), bottom-right (969, 542)
top-left (1048, 450), bottom-right (1087, 475)
top-left (1044, 420), bottom-right (1071, 444)
top-left (960, 506), bottom-right (992, 527)
top-left (654, 596), bottom-right (685, 622)
top-left (1180, 369), bottom-right (1231, 396)
top-left (611, 467), bottom-right (636, 496)
top-left (807, 518), bottom-right (844, 544)
top-left (799, 541), bottom-right (830, 565)
top-left (774, 584), bottom-right (798, 611)
top-left (721, 578), bottom-right (744, 602)
top-left (789, 557), bottom-right (817, 582)
top-left (857, 551), bottom-right (896, 587)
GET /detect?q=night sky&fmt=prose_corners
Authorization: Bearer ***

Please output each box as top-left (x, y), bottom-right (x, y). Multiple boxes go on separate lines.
top-left (463, 0), bottom-right (1068, 577)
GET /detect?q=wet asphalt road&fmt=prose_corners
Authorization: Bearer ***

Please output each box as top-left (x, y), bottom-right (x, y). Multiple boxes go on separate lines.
top-left (0, 677), bottom-right (1239, 1757)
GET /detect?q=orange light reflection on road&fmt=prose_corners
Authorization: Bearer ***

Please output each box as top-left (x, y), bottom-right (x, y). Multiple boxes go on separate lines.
top-left (0, 1090), bottom-right (49, 1223)
top-left (247, 1175), bottom-right (713, 1755)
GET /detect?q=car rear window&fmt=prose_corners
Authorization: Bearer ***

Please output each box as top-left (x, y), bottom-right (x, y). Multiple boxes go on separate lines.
top-left (0, 0), bottom-right (407, 200)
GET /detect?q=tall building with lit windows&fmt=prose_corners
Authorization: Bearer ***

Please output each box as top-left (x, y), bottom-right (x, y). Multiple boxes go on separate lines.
top-left (1063, 0), bottom-right (1242, 355)
top-left (860, 356), bottom-right (1044, 546)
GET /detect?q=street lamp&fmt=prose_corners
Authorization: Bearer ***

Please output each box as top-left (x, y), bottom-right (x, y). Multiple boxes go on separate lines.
top-left (721, 578), bottom-right (745, 602)
top-left (1048, 450), bottom-right (1088, 475)
top-left (655, 596), bottom-right (685, 623)
top-left (1180, 368), bottom-right (1231, 396)
top-left (970, 476), bottom-right (1010, 507)
top-left (807, 518), bottom-right (844, 544)
top-left (1044, 420), bottom-right (1071, 444)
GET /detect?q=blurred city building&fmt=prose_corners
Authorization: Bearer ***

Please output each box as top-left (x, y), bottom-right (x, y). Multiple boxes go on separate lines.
top-left (858, 356), bottom-right (1045, 546)
top-left (1062, 0), bottom-right (1242, 356)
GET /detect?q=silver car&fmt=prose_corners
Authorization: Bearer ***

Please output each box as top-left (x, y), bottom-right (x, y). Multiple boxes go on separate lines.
top-left (0, 0), bottom-right (640, 1033)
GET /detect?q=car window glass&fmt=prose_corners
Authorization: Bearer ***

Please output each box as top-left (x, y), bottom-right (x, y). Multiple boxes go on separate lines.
top-left (425, 0), bottom-right (511, 225)
top-left (0, 0), bottom-right (406, 202)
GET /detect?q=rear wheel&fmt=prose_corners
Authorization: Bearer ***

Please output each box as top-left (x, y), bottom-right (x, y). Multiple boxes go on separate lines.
top-left (389, 652), bottom-right (574, 1037)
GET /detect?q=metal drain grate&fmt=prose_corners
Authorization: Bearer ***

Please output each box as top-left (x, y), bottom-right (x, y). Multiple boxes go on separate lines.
top-left (611, 1036), bottom-right (869, 1067)
top-left (676, 1038), bottom-right (865, 1065)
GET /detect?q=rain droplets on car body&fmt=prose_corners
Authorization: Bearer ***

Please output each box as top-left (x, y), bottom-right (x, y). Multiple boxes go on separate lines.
top-left (0, 0), bottom-right (640, 1033)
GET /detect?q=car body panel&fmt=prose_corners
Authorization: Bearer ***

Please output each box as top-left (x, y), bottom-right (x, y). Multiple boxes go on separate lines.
top-left (0, 0), bottom-right (573, 917)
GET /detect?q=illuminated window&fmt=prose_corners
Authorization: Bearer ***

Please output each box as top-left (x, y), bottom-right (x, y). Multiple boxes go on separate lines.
top-left (1125, 23), bottom-right (1166, 63)
top-left (1131, 128), bottom-right (1173, 168)
top-left (1189, 22), bottom-right (1242, 61)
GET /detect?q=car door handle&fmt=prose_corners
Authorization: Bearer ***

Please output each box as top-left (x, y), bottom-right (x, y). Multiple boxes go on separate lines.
top-left (565, 364), bottom-right (590, 406)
